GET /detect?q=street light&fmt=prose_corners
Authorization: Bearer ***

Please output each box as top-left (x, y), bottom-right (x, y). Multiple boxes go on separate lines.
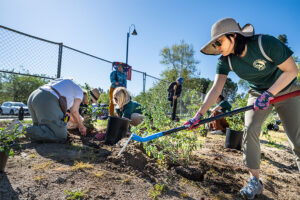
top-left (126, 24), bottom-right (137, 64)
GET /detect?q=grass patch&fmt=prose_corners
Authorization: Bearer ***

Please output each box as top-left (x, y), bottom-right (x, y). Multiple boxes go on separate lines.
top-left (71, 161), bottom-right (94, 171)
top-left (149, 183), bottom-right (168, 199)
top-left (93, 171), bottom-right (104, 178)
top-left (29, 153), bottom-right (36, 158)
top-left (53, 167), bottom-right (69, 172)
top-left (64, 190), bottom-right (88, 200)
top-left (121, 176), bottom-right (131, 185)
top-left (34, 175), bottom-right (47, 182)
top-left (33, 161), bottom-right (53, 170)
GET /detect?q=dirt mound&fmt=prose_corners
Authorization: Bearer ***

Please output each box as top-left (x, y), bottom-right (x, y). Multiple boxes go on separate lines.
top-left (1, 122), bottom-right (300, 199)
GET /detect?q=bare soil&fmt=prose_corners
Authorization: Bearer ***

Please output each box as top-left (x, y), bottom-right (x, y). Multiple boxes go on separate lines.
top-left (1, 122), bottom-right (299, 200)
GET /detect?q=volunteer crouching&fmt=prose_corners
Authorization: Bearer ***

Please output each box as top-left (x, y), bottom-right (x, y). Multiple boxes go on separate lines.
top-left (26, 78), bottom-right (88, 142)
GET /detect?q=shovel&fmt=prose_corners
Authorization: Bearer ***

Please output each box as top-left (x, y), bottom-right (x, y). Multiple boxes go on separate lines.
top-left (118, 90), bottom-right (300, 156)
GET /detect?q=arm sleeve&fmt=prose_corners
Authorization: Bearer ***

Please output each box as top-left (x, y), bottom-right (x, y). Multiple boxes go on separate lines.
top-left (72, 81), bottom-right (83, 101)
top-left (167, 83), bottom-right (174, 92)
top-left (262, 35), bottom-right (293, 65)
top-left (110, 71), bottom-right (117, 84)
top-left (123, 108), bottom-right (133, 119)
top-left (216, 58), bottom-right (230, 75)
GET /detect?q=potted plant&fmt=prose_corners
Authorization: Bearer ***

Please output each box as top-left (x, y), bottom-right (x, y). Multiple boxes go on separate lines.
top-left (0, 123), bottom-right (24, 172)
top-left (226, 109), bottom-right (244, 150)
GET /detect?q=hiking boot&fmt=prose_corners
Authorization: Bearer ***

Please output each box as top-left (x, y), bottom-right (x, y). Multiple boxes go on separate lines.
top-left (240, 176), bottom-right (263, 199)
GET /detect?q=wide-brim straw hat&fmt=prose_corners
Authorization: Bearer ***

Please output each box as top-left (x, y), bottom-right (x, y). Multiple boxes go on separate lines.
top-left (90, 88), bottom-right (100, 103)
top-left (200, 18), bottom-right (254, 55)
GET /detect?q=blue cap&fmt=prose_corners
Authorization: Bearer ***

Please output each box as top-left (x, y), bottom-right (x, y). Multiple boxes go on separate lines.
top-left (177, 77), bottom-right (183, 85)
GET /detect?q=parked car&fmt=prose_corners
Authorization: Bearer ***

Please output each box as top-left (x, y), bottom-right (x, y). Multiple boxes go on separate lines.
top-left (0, 102), bottom-right (29, 115)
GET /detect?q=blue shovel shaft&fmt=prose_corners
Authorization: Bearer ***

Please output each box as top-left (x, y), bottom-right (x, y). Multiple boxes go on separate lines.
top-left (117, 90), bottom-right (300, 156)
top-left (131, 105), bottom-right (254, 142)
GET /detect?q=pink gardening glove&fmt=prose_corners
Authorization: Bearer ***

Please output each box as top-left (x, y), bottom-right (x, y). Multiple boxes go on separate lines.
top-left (184, 112), bottom-right (203, 130)
top-left (253, 91), bottom-right (274, 111)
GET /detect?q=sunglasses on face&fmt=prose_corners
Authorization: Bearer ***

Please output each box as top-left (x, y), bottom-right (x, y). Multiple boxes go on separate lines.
top-left (212, 40), bottom-right (222, 49)
top-left (114, 97), bottom-right (118, 102)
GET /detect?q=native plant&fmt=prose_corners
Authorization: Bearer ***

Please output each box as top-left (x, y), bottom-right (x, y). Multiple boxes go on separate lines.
top-left (227, 93), bottom-right (248, 131)
top-left (0, 124), bottom-right (24, 157)
top-left (133, 82), bottom-right (201, 165)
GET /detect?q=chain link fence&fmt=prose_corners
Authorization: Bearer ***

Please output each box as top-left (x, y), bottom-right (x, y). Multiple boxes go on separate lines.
top-left (0, 25), bottom-right (205, 118)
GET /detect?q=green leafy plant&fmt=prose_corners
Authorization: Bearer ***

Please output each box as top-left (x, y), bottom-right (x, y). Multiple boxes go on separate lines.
top-left (227, 93), bottom-right (248, 131)
top-left (64, 190), bottom-right (88, 200)
top-left (149, 183), bottom-right (168, 199)
top-left (133, 82), bottom-right (201, 165)
top-left (0, 124), bottom-right (25, 157)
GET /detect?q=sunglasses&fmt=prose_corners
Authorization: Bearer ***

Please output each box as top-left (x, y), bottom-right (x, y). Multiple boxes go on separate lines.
top-left (114, 97), bottom-right (118, 102)
top-left (212, 40), bottom-right (222, 49)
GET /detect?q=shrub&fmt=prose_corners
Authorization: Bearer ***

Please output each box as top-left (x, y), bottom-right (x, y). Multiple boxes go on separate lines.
top-left (0, 124), bottom-right (24, 157)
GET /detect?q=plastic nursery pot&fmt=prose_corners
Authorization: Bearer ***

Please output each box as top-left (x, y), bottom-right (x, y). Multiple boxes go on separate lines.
top-left (0, 140), bottom-right (15, 172)
top-left (224, 128), bottom-right (243, 150)
top-left (0, 151), bottom-right (9, 172)
top-left (105, 116), bottom-right (130, 145)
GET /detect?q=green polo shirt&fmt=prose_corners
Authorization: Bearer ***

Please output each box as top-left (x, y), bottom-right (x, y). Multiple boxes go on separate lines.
top-left (216, 35), bottom-right (294, 93)
top-left (116, 101), bottom-right (142, 119)
top-left (218, 100), bottom-right (232, 113)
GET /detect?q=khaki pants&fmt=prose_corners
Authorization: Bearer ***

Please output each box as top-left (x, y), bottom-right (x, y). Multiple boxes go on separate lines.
top-left (109, 86), bottom-right (115, 116)
top-left (130, 113), bottom-right (144, 126)
top-left (26, 89), bottom-right (67, 142)
top-left (243, 82), bottom-right (300, 171)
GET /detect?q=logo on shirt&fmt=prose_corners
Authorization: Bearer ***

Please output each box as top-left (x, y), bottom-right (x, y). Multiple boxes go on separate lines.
top-left (253, 59), bottom-right (266, 71)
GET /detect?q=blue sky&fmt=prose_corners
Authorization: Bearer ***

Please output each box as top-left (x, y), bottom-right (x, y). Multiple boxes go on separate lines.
top-left (0, 0), bottom-right (299, 95)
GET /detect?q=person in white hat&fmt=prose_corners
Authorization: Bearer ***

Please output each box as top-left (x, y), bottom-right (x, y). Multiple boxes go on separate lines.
top-left (184, 18), bottom-right (300, 199)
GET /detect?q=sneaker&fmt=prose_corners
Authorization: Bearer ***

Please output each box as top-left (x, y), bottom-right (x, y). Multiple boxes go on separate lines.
top-left (240, 176), bottom-right (263, 199)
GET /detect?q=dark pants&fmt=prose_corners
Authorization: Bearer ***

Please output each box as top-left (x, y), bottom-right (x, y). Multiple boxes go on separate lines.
top-left (170, 98), bottom-right (177, 120)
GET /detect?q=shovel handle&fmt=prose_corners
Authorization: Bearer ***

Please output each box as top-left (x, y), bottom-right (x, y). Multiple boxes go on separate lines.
top-left (270, 90), bottom-right (300, 104)
top-left (161, 90), bottom-right (300, 137)
top-left (130, 90), bottom-right (300, 143)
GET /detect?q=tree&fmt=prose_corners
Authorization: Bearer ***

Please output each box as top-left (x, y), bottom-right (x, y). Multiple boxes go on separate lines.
top-left (0, 73), bottom-right (48, 104)
top-left (160, 40), bottom-right (200, 84)
top-left (278, 34), bottom-right (288, 44)
top-left (207, 77), bottom-right (238, 101)
top-left (238, 79), bottom-right (250, 92)
top-left (278, 35), bottom-right (300, 82)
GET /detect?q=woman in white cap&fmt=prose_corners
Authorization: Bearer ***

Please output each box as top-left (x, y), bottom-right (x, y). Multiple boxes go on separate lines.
top-left (184, 18), bottom-right (300, 199)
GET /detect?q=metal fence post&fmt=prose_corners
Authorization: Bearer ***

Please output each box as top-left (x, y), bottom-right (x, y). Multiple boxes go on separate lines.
top-left (143, 72), bottom-right (146, 93)
top-left (57, 43), bottom-right (63, 78)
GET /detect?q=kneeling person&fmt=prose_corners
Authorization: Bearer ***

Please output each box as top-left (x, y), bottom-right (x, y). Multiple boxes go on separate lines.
top-left (113, 87), bottom-right (144, 126)
top-left (26, 78), bottom-right (88, 142)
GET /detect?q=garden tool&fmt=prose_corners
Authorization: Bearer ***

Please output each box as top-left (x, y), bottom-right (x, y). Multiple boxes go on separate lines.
top-left (118, 90), bottom-right (300, 156)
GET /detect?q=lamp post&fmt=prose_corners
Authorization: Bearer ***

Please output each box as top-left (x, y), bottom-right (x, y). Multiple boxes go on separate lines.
top-left (126, 24), bottom-right (137, 64)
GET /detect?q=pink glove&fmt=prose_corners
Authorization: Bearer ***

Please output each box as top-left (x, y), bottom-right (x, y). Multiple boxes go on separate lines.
top-left (253, 91), bottom-right (274, 111)
top-left (184, 112), bottom-right (203, 130)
